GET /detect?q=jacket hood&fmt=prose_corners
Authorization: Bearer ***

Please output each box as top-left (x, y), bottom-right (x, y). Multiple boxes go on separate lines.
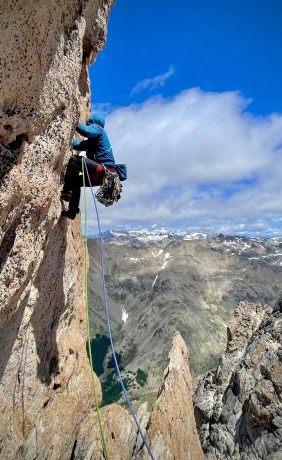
top-left (87, 113), bottom-right (105, 127)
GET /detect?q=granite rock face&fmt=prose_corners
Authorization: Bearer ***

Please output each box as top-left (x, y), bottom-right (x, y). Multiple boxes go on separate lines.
top-left (0, 3), bottom-right (205, 459)
top-left (194, 301), bottom-right (282, 459)
top-left (139, 332), bottom-right (205, 460)
top-left (0, 0), bottom-right (112, 144)
top-left (74, 332), bottom-right (204, 460)
top-left (74, 403), bottom-right (137, 460)
top-left (0, 1), bottom-right (113, 458)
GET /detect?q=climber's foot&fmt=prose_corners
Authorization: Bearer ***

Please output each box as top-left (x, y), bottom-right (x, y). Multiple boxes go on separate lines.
top-left (61, 209), bottom-right (77, 220)
top-left (60, 190), bottom-right (72, 202)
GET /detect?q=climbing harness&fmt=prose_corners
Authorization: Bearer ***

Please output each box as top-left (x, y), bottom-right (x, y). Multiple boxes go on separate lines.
top-left (82, 158), bottom-right (155, 460)
top-left (95, 167), bottom-right (122, 207)
top-left (82, 161), bottom-right (109, 460)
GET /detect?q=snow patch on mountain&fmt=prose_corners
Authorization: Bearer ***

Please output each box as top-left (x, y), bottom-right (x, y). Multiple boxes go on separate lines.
top-left (137, 234), bottom-right (169, 243)
top-left (97, 227), bottom-right (282, 267)
top-left (183, 233), bottom-right (208, 241)
top-left (151, 253), bottom-right (172, 288)
top-left (161, 252), bottom-right (172, 270)
top-left (223, 240), bottom-right (234, 247)
top-left (152, 250), bottom-right (164, 258)
top-left (152, 275), bottom-right (159, 288)
top-left (122, 307), bottom-right (128, 323)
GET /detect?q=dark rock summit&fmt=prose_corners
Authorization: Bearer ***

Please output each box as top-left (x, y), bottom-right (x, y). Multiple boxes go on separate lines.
top-left (194, 301), bottom-right (282, 459)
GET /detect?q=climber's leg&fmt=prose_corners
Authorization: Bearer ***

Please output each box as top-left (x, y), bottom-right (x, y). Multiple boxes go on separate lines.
top-left (61, 155), bottom-right (81, 201)
top-left (61, 186), bottom-right (81, 220)
top-left (61, 157), bottom-right (105, 220)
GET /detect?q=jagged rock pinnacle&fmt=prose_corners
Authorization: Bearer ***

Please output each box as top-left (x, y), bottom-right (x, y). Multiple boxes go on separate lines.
top-left (194, 301), bottom-right (282, 459)
top-left (139, 332), bottom-right (204, 460)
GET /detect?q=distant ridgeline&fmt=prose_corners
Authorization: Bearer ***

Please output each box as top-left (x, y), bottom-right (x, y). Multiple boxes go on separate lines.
top-left (87, 230), bottom-right (282, 392)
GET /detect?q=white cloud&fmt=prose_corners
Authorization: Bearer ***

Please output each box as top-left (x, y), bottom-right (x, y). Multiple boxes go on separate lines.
top-left (131, 66), bottom-right (175, 95)
top-left (82, 88), bottom-right (282, 236)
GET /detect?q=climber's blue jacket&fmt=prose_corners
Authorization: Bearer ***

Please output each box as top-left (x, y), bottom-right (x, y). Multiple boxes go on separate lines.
top-left (72, 113), bottom-right (127, 181)
top-left (72, 113), bottom-right (114, 165)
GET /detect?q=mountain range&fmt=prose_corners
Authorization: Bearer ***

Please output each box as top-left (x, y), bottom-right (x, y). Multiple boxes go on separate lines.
top-left (87, 228), bottom-right (282, 399)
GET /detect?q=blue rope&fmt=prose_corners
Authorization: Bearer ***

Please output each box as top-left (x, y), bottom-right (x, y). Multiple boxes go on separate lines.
top-left (81, 159), bottom-right (109, 459)
top-left (83, 159), bottom-right (155, 460)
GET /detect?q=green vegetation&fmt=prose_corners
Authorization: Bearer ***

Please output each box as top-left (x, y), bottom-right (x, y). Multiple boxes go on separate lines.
top-left (136, 368), bottom-right (148, 387)
top-left (86, 337), bottom-right (148, 406)
top-left (107, 352), bottom-right (123, 369)
top-left (86, 334), bottom-right (110, 376)
top-left (101, 372), bottom-right (127, 406)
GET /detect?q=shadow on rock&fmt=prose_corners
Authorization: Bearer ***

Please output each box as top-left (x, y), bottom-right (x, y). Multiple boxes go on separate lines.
top-left (31, 217), bottom-right (68, 385)
top-left (0, 294), bottom-right (27, 382)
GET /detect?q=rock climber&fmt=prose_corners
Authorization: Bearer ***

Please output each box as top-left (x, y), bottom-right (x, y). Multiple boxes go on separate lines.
top-left (60, 113), bottom-right (127, 219)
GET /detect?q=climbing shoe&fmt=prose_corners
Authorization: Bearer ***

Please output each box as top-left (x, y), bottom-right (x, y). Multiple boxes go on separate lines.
top-left (61, 209), bottom-right (79, 220)
top-left (60, 190), bottom-right (72, 202)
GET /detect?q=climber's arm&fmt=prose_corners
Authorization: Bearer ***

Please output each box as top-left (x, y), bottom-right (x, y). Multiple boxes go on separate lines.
top-left (76, 121), bottom-right (101, 139)
top-left (72, 138), bottom-right (88, 151)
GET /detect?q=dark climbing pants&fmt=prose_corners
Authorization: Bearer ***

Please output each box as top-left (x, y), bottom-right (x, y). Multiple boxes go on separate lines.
top-left (63, 155), bottom-right (104, 214)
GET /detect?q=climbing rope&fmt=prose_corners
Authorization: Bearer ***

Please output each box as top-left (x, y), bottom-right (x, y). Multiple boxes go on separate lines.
top-left (82, 159), bottom-right (109, 460)
top-left (82, 158), bottom-right (155, 460)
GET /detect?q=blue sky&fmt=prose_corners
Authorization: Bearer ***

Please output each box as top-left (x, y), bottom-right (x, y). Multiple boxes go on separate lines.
top-left (84, 0), bottom-right (282, 236)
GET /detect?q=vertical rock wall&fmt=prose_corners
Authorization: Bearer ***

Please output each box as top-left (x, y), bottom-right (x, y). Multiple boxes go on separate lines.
top-left (194, 301), bottom-right (282, 459)
top-left (0, 1), bottom-right (114, 458)
top-left (0, 3), bottom-right (206, 459)
top-left (72, 332), bottom-right (204, 460)
top-left (139, 332), bottom-right (205, 460)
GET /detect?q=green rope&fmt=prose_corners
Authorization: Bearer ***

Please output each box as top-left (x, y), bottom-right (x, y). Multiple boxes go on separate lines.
top-left (82, 157), bottom-right (109, 460)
